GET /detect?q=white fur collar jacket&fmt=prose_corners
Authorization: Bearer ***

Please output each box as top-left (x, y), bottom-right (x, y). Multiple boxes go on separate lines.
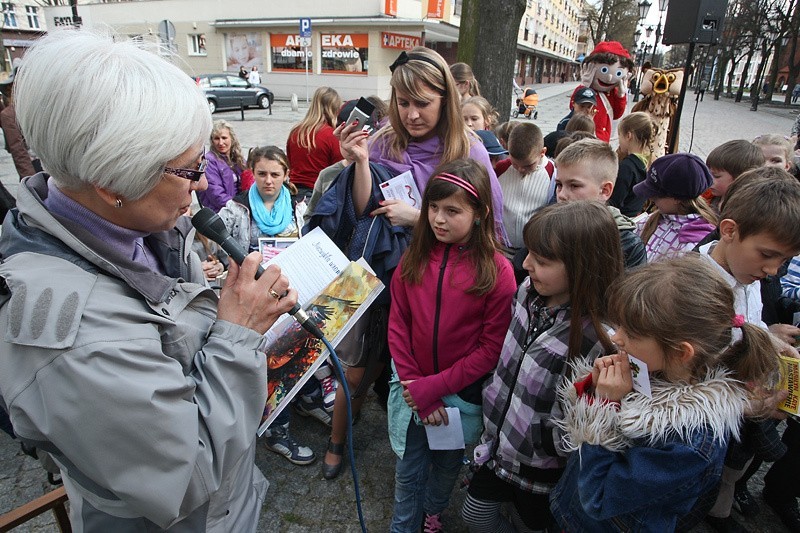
top-left (557, 361), bottom-right (746, 453)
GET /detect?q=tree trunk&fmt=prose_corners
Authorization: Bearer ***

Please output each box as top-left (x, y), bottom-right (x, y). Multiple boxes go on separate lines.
top-left (462, 0), bottom-right (527, 118)
top-left (766, 40), bottom-right (781, 101)
top-left (714, 56), bottom-right (729, 100)
top-left (456, 0), bottom-right (479, 64)
top-left (735, 51), bottom-right (753, 102)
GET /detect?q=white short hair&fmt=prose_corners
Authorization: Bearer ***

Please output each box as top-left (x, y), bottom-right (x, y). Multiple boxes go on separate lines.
top-left (15, 30), bottom-right (211, 200)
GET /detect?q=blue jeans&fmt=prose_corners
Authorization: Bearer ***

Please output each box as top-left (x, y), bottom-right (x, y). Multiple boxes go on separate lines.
top-left (390, 418), bottom-right (464, 532)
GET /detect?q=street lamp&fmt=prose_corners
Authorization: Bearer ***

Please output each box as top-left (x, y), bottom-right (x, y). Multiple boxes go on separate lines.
top-left (638, 0), bottom-right (652, 21)
top-left (651, 0), bottom-right (668, 66)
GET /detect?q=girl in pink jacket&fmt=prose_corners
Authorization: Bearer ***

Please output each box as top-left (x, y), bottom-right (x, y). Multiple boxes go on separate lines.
top-left (387, 158), bottom-right (516, 532)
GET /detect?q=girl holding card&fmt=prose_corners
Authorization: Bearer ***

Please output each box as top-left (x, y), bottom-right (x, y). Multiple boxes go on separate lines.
top-left (550, 255), bottom-right (780, 532)
top-left (461, 201), bottom-right (623, 533)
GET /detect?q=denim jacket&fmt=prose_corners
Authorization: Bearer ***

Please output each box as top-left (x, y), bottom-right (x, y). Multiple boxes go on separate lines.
top-left (550, 361), bottom-right (746, 533)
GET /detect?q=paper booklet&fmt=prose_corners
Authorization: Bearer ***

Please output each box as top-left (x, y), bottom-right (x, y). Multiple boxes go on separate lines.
top-left (379, 170), bottom-right (422, 209)
top-left (777, 354), bottom-right (800, 416)
top-left (256, 227), bottom-right (384, 436)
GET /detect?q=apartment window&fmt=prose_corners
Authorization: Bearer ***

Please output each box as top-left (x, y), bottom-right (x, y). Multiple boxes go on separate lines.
top-left (188, 33), bottom-right (207, 56)
top-left (25, 5), bottom-right (37, 29)
top-left (3, 3), bottom-right (17, 28)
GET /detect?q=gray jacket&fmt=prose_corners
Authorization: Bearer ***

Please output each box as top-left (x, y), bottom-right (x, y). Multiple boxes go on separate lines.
top-left (0, 174), bottom-right (268, 531)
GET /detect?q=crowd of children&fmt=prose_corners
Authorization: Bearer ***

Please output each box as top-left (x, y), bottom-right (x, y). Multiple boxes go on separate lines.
top-left (182, 48), bottom-right (800, 532)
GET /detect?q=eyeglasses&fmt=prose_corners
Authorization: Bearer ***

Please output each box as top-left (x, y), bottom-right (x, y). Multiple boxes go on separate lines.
top-left (164, 149), bottom-right (207, 182)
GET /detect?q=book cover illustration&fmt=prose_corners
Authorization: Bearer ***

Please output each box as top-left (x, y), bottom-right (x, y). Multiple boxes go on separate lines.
top-left (778, 354), bottom-right (800, 416)
top-left (258, 261), bottom-right (383, 434)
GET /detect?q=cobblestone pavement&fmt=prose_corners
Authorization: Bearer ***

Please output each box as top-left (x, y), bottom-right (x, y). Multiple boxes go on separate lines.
top-left (1, 83), bottom-right (798, 532)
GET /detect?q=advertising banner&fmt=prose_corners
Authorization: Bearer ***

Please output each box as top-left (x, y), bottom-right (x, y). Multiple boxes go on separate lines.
top-left (225, 32), bottom-right (264, 71)
top-left (270, 34), bottom-right (312, 72)
top-left (320, 33), bottom-right (368, 75)
top-left (427, 0), bottom-right (445, 19)
top-left (385, 0), bottom-right (397, 16)
top-left (381, 32), bottom-right (421, 50)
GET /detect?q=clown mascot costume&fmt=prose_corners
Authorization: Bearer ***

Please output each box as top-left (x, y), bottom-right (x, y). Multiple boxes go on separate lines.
top-left (576, 41), bottom-right (634, 142)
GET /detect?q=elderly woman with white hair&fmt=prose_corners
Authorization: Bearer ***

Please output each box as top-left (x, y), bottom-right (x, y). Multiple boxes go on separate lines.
top-left (0, 31), bottom-right (297, 531)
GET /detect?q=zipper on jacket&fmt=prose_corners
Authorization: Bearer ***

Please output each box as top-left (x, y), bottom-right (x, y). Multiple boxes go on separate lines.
top-left (431, 244), bottom-right (452, 374)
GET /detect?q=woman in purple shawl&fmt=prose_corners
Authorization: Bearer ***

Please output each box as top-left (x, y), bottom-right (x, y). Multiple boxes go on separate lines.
top-left (319, 48), bottom-right (507, 482)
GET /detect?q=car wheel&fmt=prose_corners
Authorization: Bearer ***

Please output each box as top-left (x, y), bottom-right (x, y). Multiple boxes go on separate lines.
top-left (258, 95), bottom-right (270, 109)
top-left (512, 109), bottom-right (519, 118)
top-left (207, 99), bottom-right (216, 114)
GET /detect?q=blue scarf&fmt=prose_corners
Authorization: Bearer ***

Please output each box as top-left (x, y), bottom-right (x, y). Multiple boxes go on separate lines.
top-left (249, 184), bottom-right (292, 236)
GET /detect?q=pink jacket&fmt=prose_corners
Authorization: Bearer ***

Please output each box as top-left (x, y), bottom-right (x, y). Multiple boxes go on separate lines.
top-left (388, 242), bottom-right (516, 418)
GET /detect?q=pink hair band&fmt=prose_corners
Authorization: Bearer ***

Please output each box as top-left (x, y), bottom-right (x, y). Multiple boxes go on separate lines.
top-left (435, 172), bottom-right (479, 198)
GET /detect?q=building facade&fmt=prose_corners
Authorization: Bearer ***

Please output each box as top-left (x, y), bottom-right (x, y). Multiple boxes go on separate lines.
top-left (1, 1), bottom-right (46, 71)
top-left (43, 0), bottom-right (583, 100)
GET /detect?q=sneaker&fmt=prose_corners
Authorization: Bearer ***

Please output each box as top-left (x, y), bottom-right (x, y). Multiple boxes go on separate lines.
top-left (264, 423), bottom-right (316, 465)
top-left (294, 393), bottom-right (332, 426)
top-left (704, 515), bottom-right (748, 533)
top-left (733, 484), bottom-right (760, 517)
top-left (423, 513), bottom-right (443, 533)
top-left (764, 490), bottom-right (800, 532)
top-left (314, 366), bottom-right (338, 414)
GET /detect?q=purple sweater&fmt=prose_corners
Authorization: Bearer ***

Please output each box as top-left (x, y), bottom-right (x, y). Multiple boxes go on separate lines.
top-left (369, 134), bottom-right (508, 244)
top-left (198, 151), bottom-right (242, 213)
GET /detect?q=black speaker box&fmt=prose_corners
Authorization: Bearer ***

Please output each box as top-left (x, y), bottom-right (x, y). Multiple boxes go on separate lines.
top-left (662, 0), bottom-right (728, 45)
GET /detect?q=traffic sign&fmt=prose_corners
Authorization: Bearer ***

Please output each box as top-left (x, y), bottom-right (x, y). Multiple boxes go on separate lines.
top-left (299, 18), bottom-right (311, 38)
top-left (299, 37), bottom-right (311, 47)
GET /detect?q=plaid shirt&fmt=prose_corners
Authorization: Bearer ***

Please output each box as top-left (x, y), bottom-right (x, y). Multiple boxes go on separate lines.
top-left (481, 279), bottom-right (609, 493)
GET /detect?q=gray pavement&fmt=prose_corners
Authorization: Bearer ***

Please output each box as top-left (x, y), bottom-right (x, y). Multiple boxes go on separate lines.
top-left (1, 83), bottom-right (798, 532)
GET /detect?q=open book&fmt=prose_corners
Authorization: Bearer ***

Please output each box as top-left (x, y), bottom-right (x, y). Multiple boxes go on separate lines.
top-left (256, 227), bottom-right (384, 435)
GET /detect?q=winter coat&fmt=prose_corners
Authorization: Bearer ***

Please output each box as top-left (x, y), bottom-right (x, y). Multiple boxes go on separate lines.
top-left (0, 173), bottom-right (269, 532)
top-left (550, 360), bottom-right (746, 533)
top-left (608, 205), bottom-right (647, 269)
top-left (197, 150), bottom-right (243, 212)
top-left (388, 242), bottom-right (516, 418)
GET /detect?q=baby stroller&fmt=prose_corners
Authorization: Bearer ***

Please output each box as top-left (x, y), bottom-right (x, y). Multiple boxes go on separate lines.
top-left (512, 87), bottom-right (539, 119)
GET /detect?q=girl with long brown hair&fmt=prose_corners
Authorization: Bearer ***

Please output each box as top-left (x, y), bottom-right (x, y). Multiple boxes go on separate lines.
top-left (462, 201), bottom-right (623, 533)
top-left (388, 158), bottom-right (516, 531)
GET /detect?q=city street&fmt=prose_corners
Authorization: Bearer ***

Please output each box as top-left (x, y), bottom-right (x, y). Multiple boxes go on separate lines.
top-left (0, 85), bottom-right (798, 532)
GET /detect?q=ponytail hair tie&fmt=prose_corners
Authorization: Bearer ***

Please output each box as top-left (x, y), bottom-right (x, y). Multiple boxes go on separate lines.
top-left (731, 315), bottom-right (745, 328)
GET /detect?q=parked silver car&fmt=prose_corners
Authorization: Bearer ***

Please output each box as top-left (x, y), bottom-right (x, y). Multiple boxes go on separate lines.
top-left (195, 74), bottom-right (274, 113)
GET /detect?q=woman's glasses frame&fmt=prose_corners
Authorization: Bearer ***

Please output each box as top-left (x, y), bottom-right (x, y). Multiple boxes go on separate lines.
top-left (164, 148), bottom-right (207, 182)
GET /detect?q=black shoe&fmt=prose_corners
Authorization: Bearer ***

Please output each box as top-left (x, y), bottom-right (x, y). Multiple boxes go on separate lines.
top-left (705, 515), bottom-right (748, 533)
top-left (733, 484), bottom-right (760, 517)
top-left (321, 438), bottom-right (345, 480)
top-left (764, 490), bottom-right (800, 532)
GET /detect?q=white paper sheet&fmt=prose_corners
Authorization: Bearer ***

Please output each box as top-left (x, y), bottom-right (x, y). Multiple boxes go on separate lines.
top-left (424, 407), bottom-right (465, 450)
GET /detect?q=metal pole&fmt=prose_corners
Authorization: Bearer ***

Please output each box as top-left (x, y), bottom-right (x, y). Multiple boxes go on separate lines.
top-left (668, 41), bottom-right (696, 154)
top-left (651, 11), bottom-right (663, 65)
top-left (304, 45), bottom-right (309, 104)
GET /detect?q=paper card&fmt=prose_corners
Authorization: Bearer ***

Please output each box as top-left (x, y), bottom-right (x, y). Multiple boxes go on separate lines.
top-left (379, 170), bottom-right (422, 208)
top-left (628, 354), bottom-right (652, 398)
top-left (424, 407), bottom-right (465, 450)
top-left (258, 237), bottom-right (296, 263)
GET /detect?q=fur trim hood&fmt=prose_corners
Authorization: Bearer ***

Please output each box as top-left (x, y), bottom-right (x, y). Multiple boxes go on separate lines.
top-left (557, 359), bottom-right (746, 453)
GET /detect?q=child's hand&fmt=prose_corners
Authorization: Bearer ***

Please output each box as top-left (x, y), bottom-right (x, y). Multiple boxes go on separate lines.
top-left (422, 406), bottom-right (449, 426)
top-left (769, 323), bottom-right (800, 348)
top-left (370, 199), bottom-right (420, 228)
top-left (595, 354), bottom-right (633, 402)
top-left (592, 355), bottom-right (617, 386)
top-left (400, 380), bottom-right (418, 411)
top-left (744, 384), bottom-right (789, 420)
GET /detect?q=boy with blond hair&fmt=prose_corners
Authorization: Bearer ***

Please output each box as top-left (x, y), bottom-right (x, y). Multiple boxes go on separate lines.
top-left (554, 138), bottom-right (646, 268)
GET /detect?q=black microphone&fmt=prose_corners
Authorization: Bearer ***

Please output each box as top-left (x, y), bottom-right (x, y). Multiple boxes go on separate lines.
top-left (191, 207), bottom-right (323, 338)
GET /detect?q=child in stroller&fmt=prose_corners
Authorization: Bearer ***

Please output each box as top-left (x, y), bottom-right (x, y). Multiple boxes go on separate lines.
top-left (513, 87), bottom-right (539, 119)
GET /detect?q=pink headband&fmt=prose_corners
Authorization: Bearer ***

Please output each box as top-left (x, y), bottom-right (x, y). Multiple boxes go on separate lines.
top-left (435, 173), bottom-right (479, 199)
